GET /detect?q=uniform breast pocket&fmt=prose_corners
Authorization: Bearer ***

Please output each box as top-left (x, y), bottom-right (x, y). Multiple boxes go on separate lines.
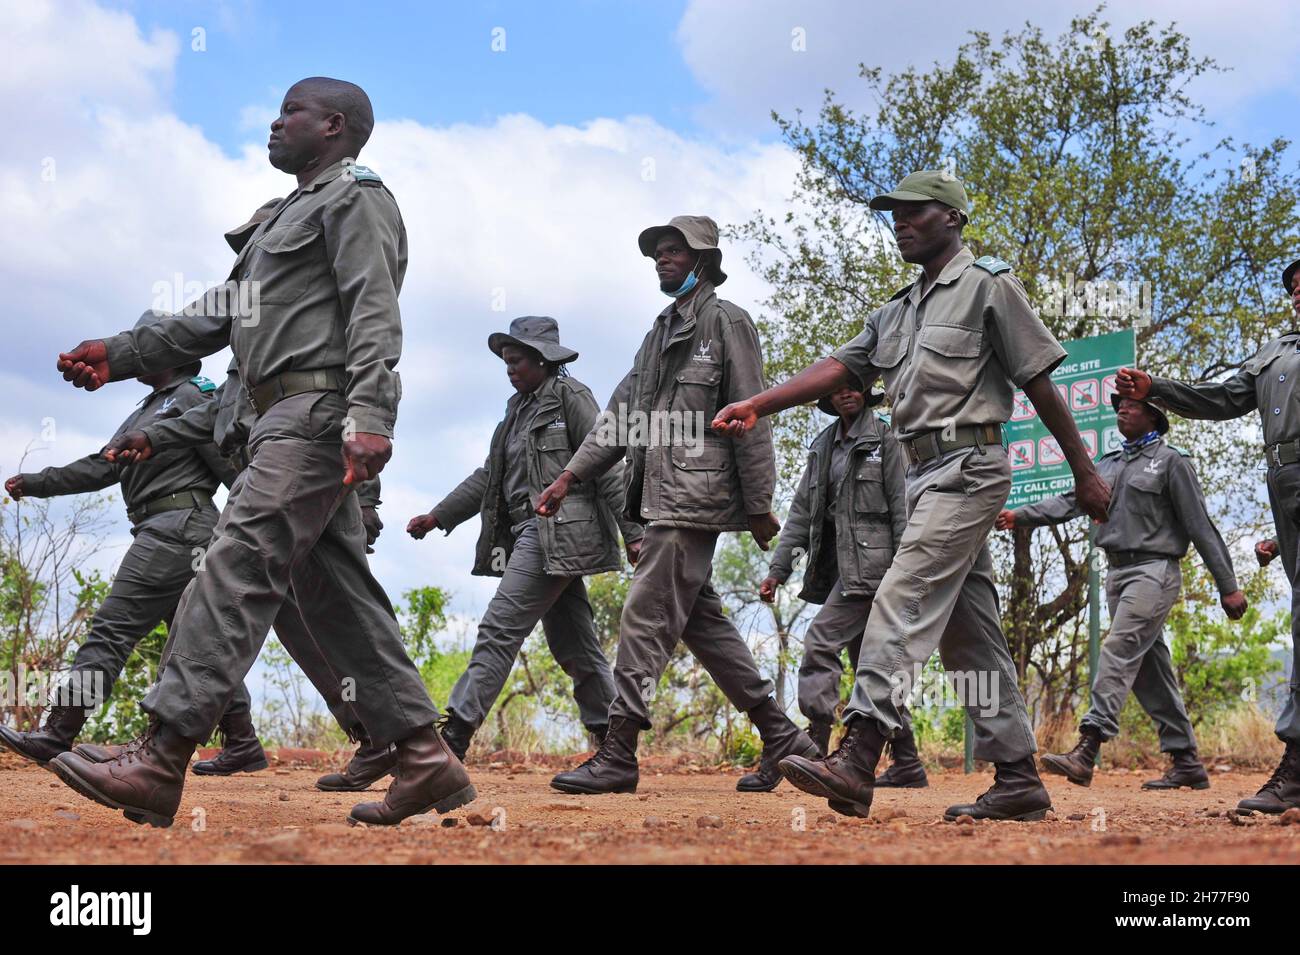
top-left (1124, 469), bottom-right (1167, 522)
top-left (671, 363), bottom-right (723, 419)
top-left (871, 331), bottom-right (910, 370)
top-left (251, 222), bottom-right (324, 304)
top-left (852, 459), bottom-right (888, 514)
top-left (915, 323), bottom-right (984, 395)
top-left (534, 429), bottom-right (573, 484)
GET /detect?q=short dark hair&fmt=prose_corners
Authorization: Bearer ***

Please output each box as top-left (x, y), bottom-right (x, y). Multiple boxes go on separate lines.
top-left (293, 77), bottom-right (375, 152)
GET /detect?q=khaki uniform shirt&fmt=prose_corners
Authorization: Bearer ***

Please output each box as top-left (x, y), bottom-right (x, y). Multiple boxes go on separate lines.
top-left (103, 160), bottom-right (407, 438)
top-left (831, 248), bottom-right (1067, 441)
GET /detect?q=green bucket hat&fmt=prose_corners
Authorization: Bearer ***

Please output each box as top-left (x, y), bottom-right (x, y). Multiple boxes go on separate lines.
top-left (488, 316), bottom-right (579, 364)
top-left (869, 169), bottom-right (970, 219)
top-left (637, 215), bottom-right (727, 285)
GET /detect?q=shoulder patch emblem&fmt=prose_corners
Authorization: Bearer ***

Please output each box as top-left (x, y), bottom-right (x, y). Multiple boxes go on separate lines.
top-left (972, 255), bottom-right (1012, 275)
top-left (189, 375), bottom-right (216, 393)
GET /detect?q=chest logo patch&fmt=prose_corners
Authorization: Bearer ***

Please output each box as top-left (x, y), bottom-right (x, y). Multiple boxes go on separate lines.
top-left (692, 339), bottom-right (714, 362)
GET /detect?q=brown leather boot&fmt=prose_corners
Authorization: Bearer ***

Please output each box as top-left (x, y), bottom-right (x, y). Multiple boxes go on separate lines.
top-left (1237, 742), bottom-right (1300, 814)
top-left (316, 740), bottom-right (397, 792)
top-left (778, 716), bottom-right (888, 817)
top-left (944, 756), bottom-right (1053, 821)
top-left (48, 722), bottom-right (197, 828)
top-left (0, 705), bottom-right (87, 767)
top-left (876, 724), bottom-right (929, 788)
top-left (72, 740), bottom-right (136, 763)
top-left (737, 698), bottom-right (820, 792)
top-left (348, 725), bottom-right (476, 826)
top-left (1142, 748), bottom-right (1210, 790)
top-left (192, 710), bottom-right (268, 775)
top-left (1040, 725), bottom-right (1102, 787)
top-left (550, 717), bottom-right (639, 794)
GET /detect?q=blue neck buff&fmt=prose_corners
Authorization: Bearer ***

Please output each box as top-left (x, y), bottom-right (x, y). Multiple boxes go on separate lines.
top-left (1122, 431), bottom-right (1161, 453)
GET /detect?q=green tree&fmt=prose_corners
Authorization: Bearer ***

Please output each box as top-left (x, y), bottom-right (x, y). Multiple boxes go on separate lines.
top-left (734, 6), bottom-right (1300, 723)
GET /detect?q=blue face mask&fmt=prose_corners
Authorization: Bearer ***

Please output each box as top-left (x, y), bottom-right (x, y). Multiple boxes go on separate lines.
top-left (663, 263), bottom-right (702, 298)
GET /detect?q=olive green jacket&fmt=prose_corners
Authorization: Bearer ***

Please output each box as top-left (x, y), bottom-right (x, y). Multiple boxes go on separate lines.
top-left (431, 374), bottom-right (643, 577)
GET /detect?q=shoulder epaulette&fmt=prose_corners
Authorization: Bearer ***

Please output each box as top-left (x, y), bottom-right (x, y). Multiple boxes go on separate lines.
top-left (973, 255), bottom-right (1012, 275)
top-left (189, 375), bottom-right (216, 393)
top-left (1166, 444), bottom-right (1192, 457)
top-left (348, 163), bottom-right (383, 185)
top-left (889, 283), bottom-right (914, 301)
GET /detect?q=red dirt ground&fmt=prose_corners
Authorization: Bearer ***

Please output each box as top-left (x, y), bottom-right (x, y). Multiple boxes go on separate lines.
top-left (1, 750), bottom-right (1297, 864)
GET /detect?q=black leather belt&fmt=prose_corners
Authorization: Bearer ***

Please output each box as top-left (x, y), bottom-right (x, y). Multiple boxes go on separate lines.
top-left (901, 423), bottom-right (1003, 466)
top-left (247, 367), bottom-right (346, 416)
top-left (127, 488), bottom-right (213, 524)
top-left (1264, 439), bottom-right (1300, 468)
top-left (1107, 550), bottom-right (1173, 568)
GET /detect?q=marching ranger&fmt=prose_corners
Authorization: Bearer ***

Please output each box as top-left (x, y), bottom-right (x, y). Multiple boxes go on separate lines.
top-left (100, 354), bottom-right (393, 789)
top-left (713, 170), bottom-right (1112, 820)
top-left (407, 317), bottom-right (643, 759)
top-left (1, 343), bottom-right (235, 766)
top-left (1117, 257), bottom-right (1300, 815)
top-left (760, 386), bottom-right (926, 787)
top-left (50, 77), bottom-right (471, 828)
top-left (537, 215), bottom-right (818, 795)
top-left (997, 394), bottom-right (1246, 790)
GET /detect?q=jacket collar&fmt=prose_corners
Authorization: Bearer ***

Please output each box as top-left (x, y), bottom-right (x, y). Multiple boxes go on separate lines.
top-left (509, 374), bottom-right (564, 428)
top-left (657, 280), bottom-right (718, 347)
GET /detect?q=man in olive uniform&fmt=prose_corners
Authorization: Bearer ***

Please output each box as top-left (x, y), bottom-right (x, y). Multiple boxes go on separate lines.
top-left (537, 216), bottom-right (819, 795)
top-left (0, 350), bottom-right (236, 767)
top-left (998, 395), bottom-right (1246, 790)
top-left (714, 170), bottom-right (1112, 820)
top-left (1117, 257), bottom-right (1300, 814)
top-left (760, 387), bottom-right (926, 787)
top-left (50, 77), bottom-right (471, 828)
top-left (408, 317), bottom-right (642, 759)
top-left (99, 359), bottom-right (393, 785)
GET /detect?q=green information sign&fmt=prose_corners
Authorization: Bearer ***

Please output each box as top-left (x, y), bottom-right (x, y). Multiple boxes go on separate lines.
top-left (1004, 328), bottom-right (1137, 508)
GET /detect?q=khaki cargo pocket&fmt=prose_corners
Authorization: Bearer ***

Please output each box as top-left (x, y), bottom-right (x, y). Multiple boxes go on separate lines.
top-left (252, 222), bottom-right (323, 304)
top-left (916, 322), bottom-right (983, 395)
top-left (671, 433), bottom-right (729, 510)
top-left (554, 492), bottom-right (595, 525)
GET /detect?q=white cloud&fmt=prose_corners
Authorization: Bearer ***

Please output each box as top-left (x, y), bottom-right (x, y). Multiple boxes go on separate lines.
top-left (0, 0), bottom-right (800, 639)
top-left (676, 0), bottom-right (1300, 139)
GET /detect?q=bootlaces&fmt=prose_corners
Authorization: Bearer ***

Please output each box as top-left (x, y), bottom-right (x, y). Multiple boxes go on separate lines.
top-left (1259, 746), bottom-right (1300, 794)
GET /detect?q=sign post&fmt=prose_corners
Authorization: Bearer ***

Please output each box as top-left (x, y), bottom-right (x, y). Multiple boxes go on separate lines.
top-left (962, 329), bottom-right (1135, 773)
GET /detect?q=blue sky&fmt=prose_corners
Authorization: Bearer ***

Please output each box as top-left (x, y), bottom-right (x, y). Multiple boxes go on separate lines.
top-left (126, 0), bottom-right (705, 146)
